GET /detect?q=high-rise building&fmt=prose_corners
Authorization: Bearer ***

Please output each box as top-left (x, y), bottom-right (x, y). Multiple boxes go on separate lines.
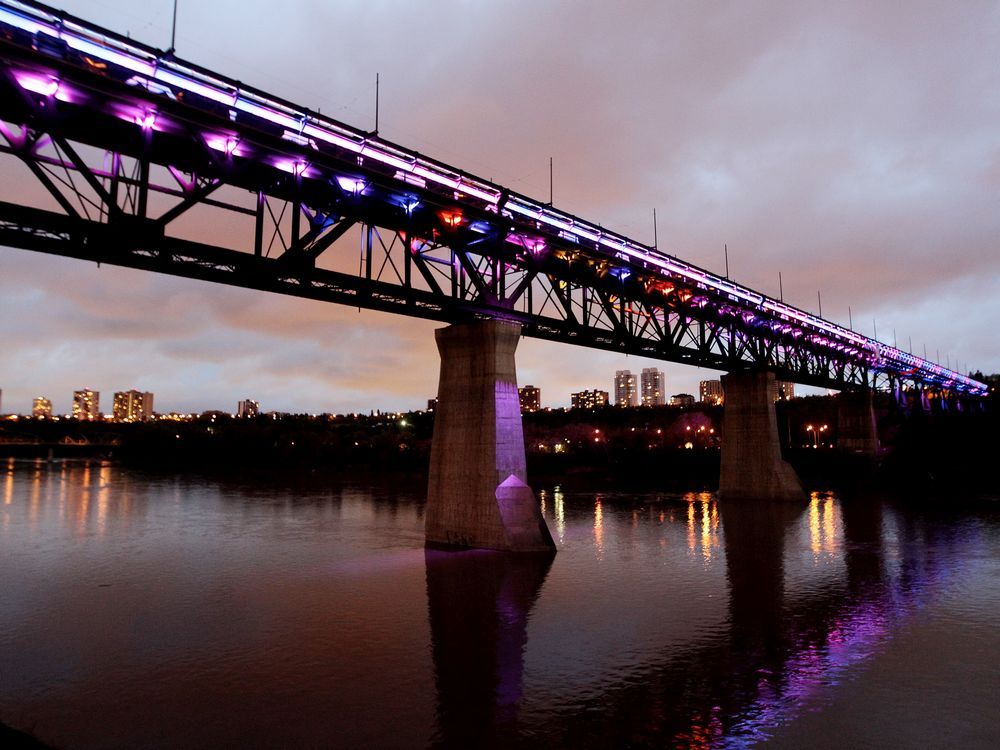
top-left (571, 389), bottom-right (610, 409)
top-left (32, 397), bottom-right (52, 418)
top-left (518, 385), bottom-right (541, 412)
top-left (771, 380), bottom-right (795, 402)
top-left (614, 370), bottom-right (638, 407)
top-left (112, 390), bottom-right (154, 422)
top-left (237, 399), bottom-right (259, 418)
top-left (72, 388), bottom-right (99, 420)
top-left (670, 393), bottom-right (695, 407)
top-left (640, 368), bottom-right (665, 406)
top-left (699, 379), bottom-right (724, 405)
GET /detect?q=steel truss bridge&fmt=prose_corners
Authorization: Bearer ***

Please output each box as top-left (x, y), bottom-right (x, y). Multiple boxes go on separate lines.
top-left (0, 0), bottom-right (986, 397)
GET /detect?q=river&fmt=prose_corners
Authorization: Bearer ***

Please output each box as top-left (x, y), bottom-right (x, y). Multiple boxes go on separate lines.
top-left (1, 459), bottom-right (997, 748)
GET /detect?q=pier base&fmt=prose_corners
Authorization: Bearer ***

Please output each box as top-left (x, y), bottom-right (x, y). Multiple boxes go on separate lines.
top-left (426, 320), bottom-right (554, 552)
top-left (837, 389), bottom-right (879, 456)
top-left (719, 371), bottom-right (805, 501)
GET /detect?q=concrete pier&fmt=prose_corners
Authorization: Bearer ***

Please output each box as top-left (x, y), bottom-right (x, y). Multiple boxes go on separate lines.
top-left (426, 320), bottom-right (555, 551)
top-left (719, 371), bottom-right (805, 501)
top-left (837, 389), bottom-right (879, 456)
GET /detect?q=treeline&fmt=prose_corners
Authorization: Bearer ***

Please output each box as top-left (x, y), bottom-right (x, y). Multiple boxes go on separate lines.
top-left (2, 396), bottom-right (996, 494)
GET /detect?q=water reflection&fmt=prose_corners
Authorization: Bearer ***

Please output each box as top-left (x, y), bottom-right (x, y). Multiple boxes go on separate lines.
top-left (1, 464), bottom-right (995, 748)
top-left (593, 497), bottom-right (604, 557)
top-left (684, 492), bottom-right (722, 561)
top-left (425, 548), bottom-right (554, 748)
top-left (553, 486), bottom-right (565, 542)
top-left (527, 493), bottom-right (987, 748)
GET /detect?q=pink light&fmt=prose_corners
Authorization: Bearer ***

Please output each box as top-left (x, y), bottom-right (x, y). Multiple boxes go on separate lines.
top-left (109, 102), bottom-right (162, 131)
top-left (336, 176), bottom-right (365, 193)
top-left (14, 71), bottom-right (59, 97)
top-left (361, 145), bottom-right (413, 172)
top-left (414, 165), bottom-right (458, 189)
top-left (136, 110), bottom-right (156, 130)
top-left (273, 158), bottom-right (308, 176)
top-left (204, 133), bottom-right (240, 156)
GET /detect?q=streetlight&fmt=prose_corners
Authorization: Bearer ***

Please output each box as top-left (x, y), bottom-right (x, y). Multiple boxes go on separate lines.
top-left (806, 424), bottom-right (828, 448)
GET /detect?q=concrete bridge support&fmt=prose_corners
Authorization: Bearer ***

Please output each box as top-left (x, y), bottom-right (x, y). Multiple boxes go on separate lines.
top-left (837, 389), bottom-right (879, 456)
top-left (426, 320), bottom-right (555, 552)
top-left (893, 383), bottom-right (909, 413)
top-left (719, 371), bottom-right (805, 501)
top-left (918, 387), bottom-right (932, 413)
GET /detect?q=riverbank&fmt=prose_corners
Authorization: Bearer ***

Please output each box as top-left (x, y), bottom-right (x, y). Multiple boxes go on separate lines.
top-left (2, 397), bottom-right (996, 495)
top-left (1, 720), bottom-right (50, 749)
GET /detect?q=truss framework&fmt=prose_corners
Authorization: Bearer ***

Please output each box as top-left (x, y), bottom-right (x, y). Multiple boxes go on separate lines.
top-left (0, 9), bottom-right (981, 399)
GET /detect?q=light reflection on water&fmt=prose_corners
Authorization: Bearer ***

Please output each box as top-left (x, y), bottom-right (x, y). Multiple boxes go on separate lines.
top-left (0, 461), bottom-right (997, 749)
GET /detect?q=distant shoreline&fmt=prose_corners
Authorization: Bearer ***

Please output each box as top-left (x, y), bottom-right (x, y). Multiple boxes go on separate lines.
top-left (2, 397), bottom-right (997, 496)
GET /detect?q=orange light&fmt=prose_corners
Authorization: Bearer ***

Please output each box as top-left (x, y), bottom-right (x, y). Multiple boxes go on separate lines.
top-left (439, 211), bottom-right (463, 228)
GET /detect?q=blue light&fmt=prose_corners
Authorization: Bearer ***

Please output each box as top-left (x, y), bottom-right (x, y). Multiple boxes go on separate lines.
top-left (610, 268), bottom-right (631, 281)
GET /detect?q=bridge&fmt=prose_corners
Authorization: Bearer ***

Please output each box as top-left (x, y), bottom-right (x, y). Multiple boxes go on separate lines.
top-left (0, 0), bottom-right (987, 550)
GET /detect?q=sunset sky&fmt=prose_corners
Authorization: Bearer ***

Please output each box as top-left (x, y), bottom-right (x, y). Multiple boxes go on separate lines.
top-left (1, 0), bottom-right (998, 415)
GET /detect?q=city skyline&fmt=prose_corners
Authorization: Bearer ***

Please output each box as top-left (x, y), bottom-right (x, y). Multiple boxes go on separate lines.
top-left (2, 369), bottom-right (731, 416)
top-left (1, 0), bottom-right (997, 415)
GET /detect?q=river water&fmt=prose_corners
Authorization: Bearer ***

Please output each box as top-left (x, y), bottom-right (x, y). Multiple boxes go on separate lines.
top-left (1, 459), bottom-right (997, 749)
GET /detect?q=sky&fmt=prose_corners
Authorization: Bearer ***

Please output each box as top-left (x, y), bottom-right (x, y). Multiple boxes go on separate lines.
top-left (1, 0), bottom-right (998, 416)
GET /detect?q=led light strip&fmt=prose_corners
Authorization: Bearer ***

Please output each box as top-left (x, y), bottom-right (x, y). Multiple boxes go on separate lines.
top-left (0, 0), bottom-right (986, 394)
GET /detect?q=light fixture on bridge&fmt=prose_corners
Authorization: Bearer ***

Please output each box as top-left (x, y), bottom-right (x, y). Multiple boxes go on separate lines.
top-left (609, 267), bottom-right (631, 281)
top-left (204, 133), bottom-right (240, 156)
top-left (439, 211), bottom-right (463, 228)
top-left (274, 158), bottom-right (309, 177)
top-left (392, 194), bottom-right (421, 215)
top-left (335, 176), bottom-right (366, 194)
top-left (136, 109), bottom-right (157, 131)
top-left (13, 70), bottom-right (58, 97)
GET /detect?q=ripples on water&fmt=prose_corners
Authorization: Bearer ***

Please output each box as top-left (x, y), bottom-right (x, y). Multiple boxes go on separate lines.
top-left (1, 459), bottom-right (997, 748)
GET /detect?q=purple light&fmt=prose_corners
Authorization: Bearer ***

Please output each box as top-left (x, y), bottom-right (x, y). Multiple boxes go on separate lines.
top-left (0, 6), bottom-right (47, 35)
top-left (234, 97), bottom-right (300, 131)
top-left (62, 34), bottom-right (155, 77)
top-left (272, 158), bottom-right (309, 176)
top-left (362, 144), bottom-right (413, 172)
top-left (506, 234), bottom-right (547, 256)
top-left (394, 170), bottom-right (427, 188)
top-left (14, 71), bottom-right (58, 97)
top-left (302, 124), bottom-right (363, 153)
top-left (109, 102), bottom-right (163, 131)
top-left (335, 176), bottom-right (365, 194)
top-left (204, 133), bottom-right (240, 156)
top-left (136, 110), bottom-right (156, 130)
top-left (414, 165), bottom-right (458, 190)
top-left (154, 69), bottom-right (235, 106)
